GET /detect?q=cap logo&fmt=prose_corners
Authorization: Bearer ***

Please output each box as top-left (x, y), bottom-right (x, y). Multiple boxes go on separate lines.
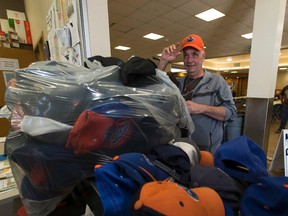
top-left (187, 36), bottom-right (194, 43)
top-left (104, 118), bottom-right (132, 147)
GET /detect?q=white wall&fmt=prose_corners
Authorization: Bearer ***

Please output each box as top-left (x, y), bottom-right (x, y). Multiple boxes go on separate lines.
top-left (276, 71), bottom-right (288, 89)
top-left (24, 0), bottom-right (111, 58)
top-left (85, 0), bottom-right (111, 57)
top-left (24, 0), bottom-right (53, 47)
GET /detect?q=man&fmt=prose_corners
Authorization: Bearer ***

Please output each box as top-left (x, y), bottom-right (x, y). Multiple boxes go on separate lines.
top-left (158, 34), bottom-right (237, 154)
top-left (275, 85), bottom-right (288, 133)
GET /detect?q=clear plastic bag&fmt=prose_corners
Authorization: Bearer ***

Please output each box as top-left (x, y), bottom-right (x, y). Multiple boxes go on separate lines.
top-left (5, 60), bottom-right (193, 215)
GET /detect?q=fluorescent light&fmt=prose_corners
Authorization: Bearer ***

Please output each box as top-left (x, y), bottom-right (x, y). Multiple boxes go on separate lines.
top-left (195, 8), bottom-right (225, 22)
top-left (115, 46), bottom-right (130, 50)
top-left (279, 67), bottom-right (288, 70)
top-left (143, 33), bottom-right (164, 40)
top-left (171, 68), bottom-right (185, 72)
top-left (241, 33), bottom-right (253, 39)
top-left (226, 57), bottom-right (232, 62)
top-left (174, 61), bottom-right (184, 65)
top-left (231, 71), bottom-right (238, 73)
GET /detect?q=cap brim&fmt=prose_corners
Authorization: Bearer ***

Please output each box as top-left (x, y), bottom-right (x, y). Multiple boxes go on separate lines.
top-left (181, 44), bottom-right (202, 51)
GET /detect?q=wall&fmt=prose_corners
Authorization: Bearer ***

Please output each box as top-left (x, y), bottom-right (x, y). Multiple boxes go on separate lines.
top-left (225, 77), bottom-right (248, 97)
top-left (222, 70), bottom-right (288, 96)
top-left (0, 0), bottom-right (52, 50)
top-left (276, 71), bottom-right (288, 89)
top-left (85, 0), bottom-right (111, 58)
top-left (24, 0), bottom-right (53, 49)
top-left (0, 0), bottom-right (25, 18)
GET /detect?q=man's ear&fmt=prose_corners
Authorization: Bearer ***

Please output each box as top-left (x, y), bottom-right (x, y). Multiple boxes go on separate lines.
top-left (202, 51), bottom-right (206, 59)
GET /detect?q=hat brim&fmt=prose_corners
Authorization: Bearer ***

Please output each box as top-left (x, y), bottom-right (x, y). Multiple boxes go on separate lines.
top-left (181, 44), bottom-right (203, 51)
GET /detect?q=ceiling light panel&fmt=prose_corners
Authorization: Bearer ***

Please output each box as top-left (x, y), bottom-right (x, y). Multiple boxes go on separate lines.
top-left (195, 8), bottom-right (225, 22)
top-left (241, 33), bottom-right (253, 39)
top-left (143, 33), bottom-right (164, 40)
top-left (115, 46), bottom-right (131, 50)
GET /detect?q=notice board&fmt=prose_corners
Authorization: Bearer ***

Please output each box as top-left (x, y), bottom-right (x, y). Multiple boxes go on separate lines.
top-left (46, 0), bottom-right (83, 65)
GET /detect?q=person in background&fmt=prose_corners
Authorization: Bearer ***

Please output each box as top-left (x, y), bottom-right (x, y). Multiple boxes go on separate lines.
top-left (275, 85), bottom-right (288, 133)
top-left (158, 34), bottom-right (237, 154)
top-left (230, 87), bottom-right (236, 97)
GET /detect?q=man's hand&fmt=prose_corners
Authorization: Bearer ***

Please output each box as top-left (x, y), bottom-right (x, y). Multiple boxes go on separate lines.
top-left (158, 43), bottom-right (182, 71)
top-left (185, 100), bottom-right (226, 121)
top-left (185, 100), bottom-right (203, 114)
top-left (161, 43), bottom-right (182, 62)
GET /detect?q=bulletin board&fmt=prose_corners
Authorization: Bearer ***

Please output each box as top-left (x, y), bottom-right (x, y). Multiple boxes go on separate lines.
top-left (46, 0), bottom-right (83, 65)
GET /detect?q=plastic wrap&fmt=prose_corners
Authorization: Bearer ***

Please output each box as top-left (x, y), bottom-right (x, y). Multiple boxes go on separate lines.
top-left (5, 60), bottom-right (193, 215)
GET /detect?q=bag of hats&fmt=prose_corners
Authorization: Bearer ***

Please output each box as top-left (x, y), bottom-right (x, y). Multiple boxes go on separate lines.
top-left (4, 58), bottom-right (193, 215)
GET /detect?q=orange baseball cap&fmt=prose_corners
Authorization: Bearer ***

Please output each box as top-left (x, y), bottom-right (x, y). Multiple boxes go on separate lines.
top-left (133, 181), bottom-right (225, 216)
top-left (199, 150), bottom-right (214, 167)
top-left (181, 34), bottom-right (204, 51)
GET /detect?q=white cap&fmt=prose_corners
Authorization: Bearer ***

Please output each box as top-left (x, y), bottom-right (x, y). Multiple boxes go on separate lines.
top-left (172, 141), bottom-right (199, 165)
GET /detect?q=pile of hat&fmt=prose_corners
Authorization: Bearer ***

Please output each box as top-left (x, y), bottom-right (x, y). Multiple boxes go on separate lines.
top-left (94, 136), bottom-right (288, 216)
top-left (215, 136), bottom-right (288, 216)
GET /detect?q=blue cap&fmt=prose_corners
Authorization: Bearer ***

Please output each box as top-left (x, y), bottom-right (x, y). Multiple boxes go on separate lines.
top-left (240, 176), bottom-right (288, 216)
top-left (214, 136), bottom-right (269, 183)
top-left (94, 162), bottom-right (139, 216)
top-left (113, 153), bottom-right (170, 185)
top-left (94, 153), bottom-right (171, 216)
top-left (148, 144), bottom-right (192, 175)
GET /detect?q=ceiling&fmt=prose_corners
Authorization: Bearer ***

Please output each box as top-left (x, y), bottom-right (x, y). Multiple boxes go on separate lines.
top-left (107, 0), bottom-right (288, 73)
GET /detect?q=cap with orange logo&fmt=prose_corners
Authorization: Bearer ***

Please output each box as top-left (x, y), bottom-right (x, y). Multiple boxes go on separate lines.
top-left (181, 34), bottom-right (204, 51)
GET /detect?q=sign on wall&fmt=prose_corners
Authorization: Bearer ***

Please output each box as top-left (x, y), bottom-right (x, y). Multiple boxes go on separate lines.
top-left (0, 57), bottom-right (19, 71)
top-left (0, 58), bottom-right (18, 88)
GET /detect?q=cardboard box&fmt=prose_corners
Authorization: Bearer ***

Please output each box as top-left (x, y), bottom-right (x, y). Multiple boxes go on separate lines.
top-left (10, 41), bottom-right (20, 48)
top-left (0, 31), bottom-right (6, 41)
top-left (0, 41), bottom-right (10, 48)
top-left (6, 10), bottom-right (26, 21)
top-left (13, 19), bottom-right (32, 44)
top-left (8, 31), bottom-right (18, 41)
top-left (0, 19), bottom-right (14, 33)
top-left (24, 21), bottom-right (32, 44)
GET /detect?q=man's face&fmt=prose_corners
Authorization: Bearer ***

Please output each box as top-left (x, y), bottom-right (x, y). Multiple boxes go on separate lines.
top-left (183, 47), bottom-right (205, 78)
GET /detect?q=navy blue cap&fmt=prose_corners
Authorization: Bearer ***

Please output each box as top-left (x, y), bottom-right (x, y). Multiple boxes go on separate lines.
top-left (214, 136), bottom-right (269, 183)
top-left (240, 176), bottom-right (288, 216)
